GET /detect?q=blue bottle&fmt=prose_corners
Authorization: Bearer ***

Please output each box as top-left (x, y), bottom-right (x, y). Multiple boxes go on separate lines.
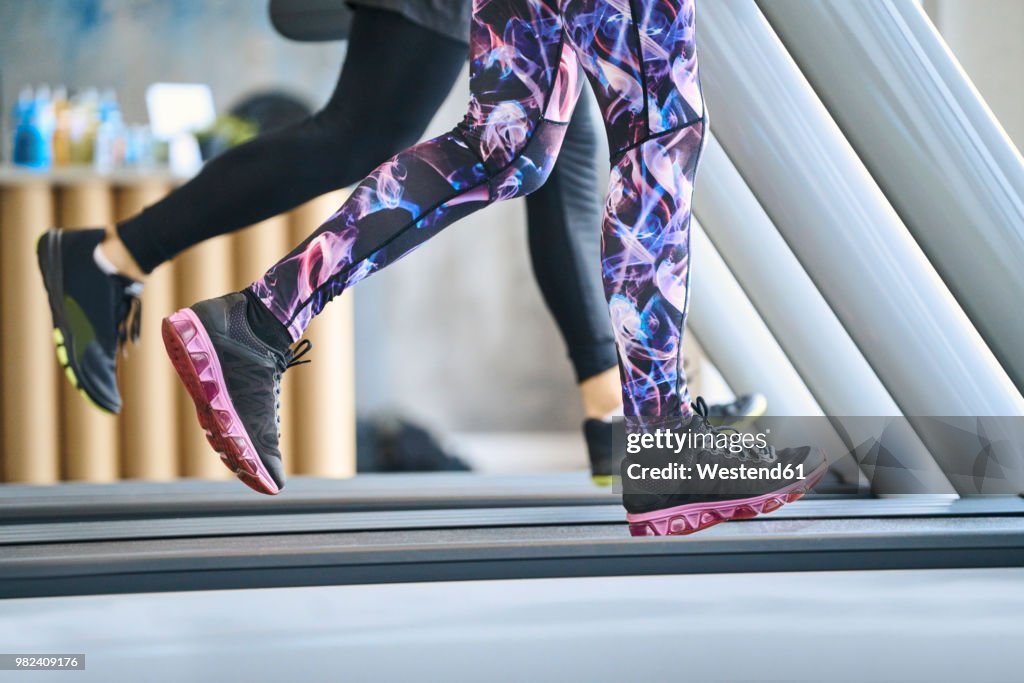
top-left (12, 87), bottom-right (50, 169)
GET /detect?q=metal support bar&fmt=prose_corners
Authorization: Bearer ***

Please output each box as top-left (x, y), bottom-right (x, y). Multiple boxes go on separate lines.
top-left (697, 0), bottom-right (1024, 418)
top-left (687, 220), bottom-right (821, 416)
top-left (756, 0), bottom-right (1024, 394)
top-left (694, 135), bottom-right (954, 493)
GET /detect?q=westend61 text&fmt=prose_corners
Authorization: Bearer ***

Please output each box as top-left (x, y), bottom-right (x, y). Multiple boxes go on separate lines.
top-left (626, 462), bottom-right (808, 482)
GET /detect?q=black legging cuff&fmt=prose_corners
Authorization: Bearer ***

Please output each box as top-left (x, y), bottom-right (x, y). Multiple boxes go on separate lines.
top-left (117, 209), bottom-right (176, 274)
top-left (571, 342), bottom-right (620, 383)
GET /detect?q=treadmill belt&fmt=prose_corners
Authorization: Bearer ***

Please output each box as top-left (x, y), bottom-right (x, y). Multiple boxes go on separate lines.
top-left (0, 473), bottom-right (615, 522)
top-left (4, 497), bottom-right (1023, 546)
top-left (2, 516), bottom-right (1023, 598)
top-left (1, 475), bottom-right (1021, 599)
top-left (0, 471), bottom-right (868, 523)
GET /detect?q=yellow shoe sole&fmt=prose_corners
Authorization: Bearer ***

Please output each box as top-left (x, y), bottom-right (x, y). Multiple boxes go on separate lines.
top-left (52, 327), bottom-right (107, 412)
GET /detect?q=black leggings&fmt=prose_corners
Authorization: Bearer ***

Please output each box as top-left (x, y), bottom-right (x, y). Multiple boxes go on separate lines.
top-left (118, 6), bottom-right (617, 381)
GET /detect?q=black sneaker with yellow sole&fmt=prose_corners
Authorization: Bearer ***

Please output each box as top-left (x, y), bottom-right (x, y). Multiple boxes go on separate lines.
top-left (37, 228), bottom-right (142, 414)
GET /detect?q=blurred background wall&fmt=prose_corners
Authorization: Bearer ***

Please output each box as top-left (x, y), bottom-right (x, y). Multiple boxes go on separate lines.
top-left (0, 1), bottom-right (339, 138)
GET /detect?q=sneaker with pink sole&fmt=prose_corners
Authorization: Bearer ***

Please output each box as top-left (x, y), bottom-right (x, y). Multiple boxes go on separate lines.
top-left (162, 293), bottom-right (310, 495)
top-left (623, 398), bottom-right (828, 536)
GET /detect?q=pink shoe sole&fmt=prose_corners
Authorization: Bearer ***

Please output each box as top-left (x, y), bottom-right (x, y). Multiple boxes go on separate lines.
top-left (626, 460), bottom-right (829, 537)
top-left (162, 309), bottom-right (281, 495)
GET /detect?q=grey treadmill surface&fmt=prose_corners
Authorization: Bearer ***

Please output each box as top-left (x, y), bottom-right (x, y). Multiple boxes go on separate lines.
top-left (0, 470), bottom-right (865, 522)
top-left (1, 474), bottom-right (1022, 599)
top-left (0, 473), bottom-right (617, 521)
top-left (2, 569), bottom-right (1022, 682)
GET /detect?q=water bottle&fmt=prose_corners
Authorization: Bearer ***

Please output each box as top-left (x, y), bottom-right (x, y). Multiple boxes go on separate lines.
top-left (11, 86), bottom-right (49, 169)
top-left (94, 90), bottom-right (126, 171)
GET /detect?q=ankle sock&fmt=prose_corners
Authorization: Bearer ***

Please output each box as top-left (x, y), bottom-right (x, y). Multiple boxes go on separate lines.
top-left (92, 242), bottom-right (138, 281)
top-left (93, 243), bottom-right (145, 294)
top-left (92, 243), bottom-right (119, 276)
top-left (242, 288), bottom-right (293, 351)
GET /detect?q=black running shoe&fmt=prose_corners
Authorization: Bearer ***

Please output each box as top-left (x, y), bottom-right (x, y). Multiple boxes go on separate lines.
top-left (162, 293), bottom-right (311, 495)
top-left (588, 393), bottom-right (769, 487)
top-left (585, 419), bottom-right (617, 486)
top-left (37, 228), bottom-right (143, 414)
top-left (623, 397), bottom-right (828, 536)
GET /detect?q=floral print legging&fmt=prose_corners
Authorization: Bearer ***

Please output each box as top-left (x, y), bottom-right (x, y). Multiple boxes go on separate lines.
top-left (252, 0), bottom-right (706, 418)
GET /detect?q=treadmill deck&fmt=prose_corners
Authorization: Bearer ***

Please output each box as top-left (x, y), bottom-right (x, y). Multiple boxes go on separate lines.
top-left (1, 473), bottom-right (1022, 598)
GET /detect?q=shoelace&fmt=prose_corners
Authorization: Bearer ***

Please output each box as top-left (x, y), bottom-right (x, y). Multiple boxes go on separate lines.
top-left (280, 338), bottom-right (314, 372)
top-left (691, 396), bottom-right (776, 464)
top-left (272, 339), bottom-right (313, 436)
top-left (115, 281), bottom-right (144, 354)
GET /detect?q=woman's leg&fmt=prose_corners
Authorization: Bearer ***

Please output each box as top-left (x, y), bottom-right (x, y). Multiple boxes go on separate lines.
top-left (559, 0), bottom-right (827, 536)
top-left (522, 91), bottom-right (625, 485)
top-left (164, 0), bottom-right (581, 493)
top-left (562, 0), bottom-right (706, 419)
top-left (114, 7), bottom-right (468, 276)
top-left (524, 92), bottom-right (620, 395)
top-left (251, 1), bottom-right (580, 341)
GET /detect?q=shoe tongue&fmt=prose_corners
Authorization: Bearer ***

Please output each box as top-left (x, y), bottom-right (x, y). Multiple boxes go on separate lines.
top-left (115, 276), bottom-right (144, 297)
top-left (271, 348), bottom-right (290, 374)
top-left (63, 230), bottom-right (130, 356)
top-left (685, 411), bottom-right (713, 434)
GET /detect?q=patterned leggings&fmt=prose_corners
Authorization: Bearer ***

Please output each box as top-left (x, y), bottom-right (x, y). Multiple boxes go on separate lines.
top-left (252, 0), bottom-right (706, 418)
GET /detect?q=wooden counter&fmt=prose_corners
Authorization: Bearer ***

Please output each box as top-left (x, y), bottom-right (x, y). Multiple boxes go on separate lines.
top-left (0, 165), bottom-right (355, 484)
